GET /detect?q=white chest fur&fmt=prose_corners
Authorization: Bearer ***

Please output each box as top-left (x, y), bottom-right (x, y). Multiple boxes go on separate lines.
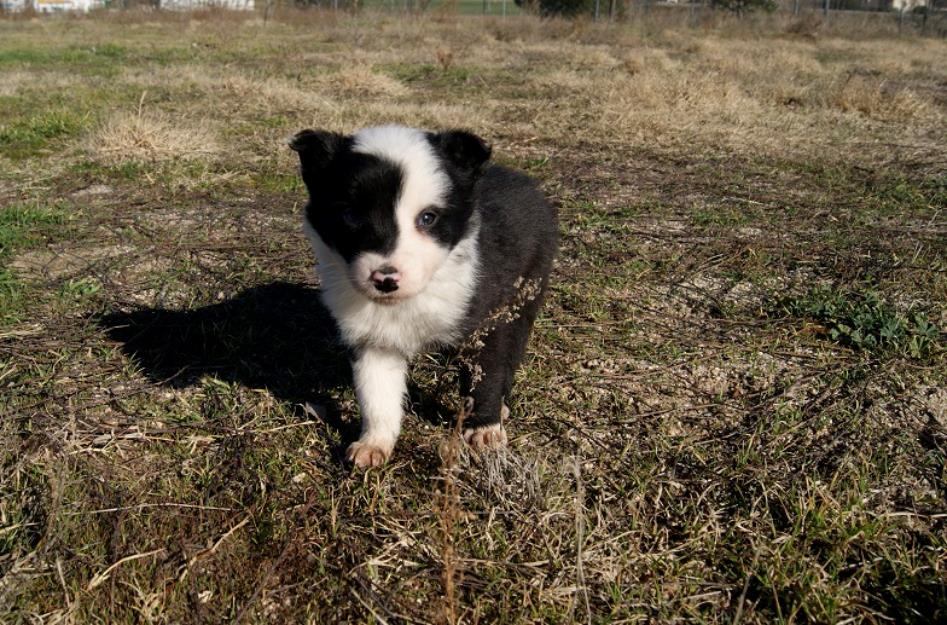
top-left (305, 223), bottom-right (480, 357)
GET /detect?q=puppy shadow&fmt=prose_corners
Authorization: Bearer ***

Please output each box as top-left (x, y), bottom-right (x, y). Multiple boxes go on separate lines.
top-left (97, 281), bottom-right (357, 445)
top-left (406, 352), bottom-right (466, 428)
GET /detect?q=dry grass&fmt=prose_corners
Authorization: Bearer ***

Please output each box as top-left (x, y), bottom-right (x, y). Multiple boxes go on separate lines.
top-left (316, 64), bottom-right (410, 97)
top-left (86, 106), bottom-right (220, 165)
top-left (1, 9), bottom-right (946, 625)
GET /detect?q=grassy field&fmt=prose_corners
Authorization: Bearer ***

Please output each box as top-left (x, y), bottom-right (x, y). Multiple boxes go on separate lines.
top-left (1, 8), bottom-right (946, 624)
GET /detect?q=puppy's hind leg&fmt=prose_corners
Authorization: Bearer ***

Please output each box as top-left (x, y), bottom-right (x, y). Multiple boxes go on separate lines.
top-left (348, 347), bottom-right (407, 468)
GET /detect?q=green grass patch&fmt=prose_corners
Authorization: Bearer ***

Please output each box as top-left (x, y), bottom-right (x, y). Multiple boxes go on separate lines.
top-left (0, 202), bottom-right (68, 259)
top-left (0, 202), bottom-right (71, 325)
top-left (0, 268), bottom-right (21, 315)
top-left (253, 170), bottom-right (304, 193)
top-left (70, 159), bottom-right (146, 183)
top-left (777, 286), bottom-right (941, 359)
top-left (386, 62), bottom-right (472, 86)
top-left (0, 109), bottom-right (88, 160)
top-left (0, 43), bottom-right (126, 74)
top-left (691, 206), bottom-right (751, 228)
top-left (58, 277), bottom-right (102, 300)
top-left (866, 173), bottom-right (947, 215)
top-left (797, 161), bottom-right (946, 217)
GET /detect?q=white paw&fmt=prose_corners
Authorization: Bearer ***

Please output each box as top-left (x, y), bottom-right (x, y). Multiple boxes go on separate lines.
top-left (463, 423), bottom-right (508, 451)
top-left (346, 440), bottom-right (393, 468)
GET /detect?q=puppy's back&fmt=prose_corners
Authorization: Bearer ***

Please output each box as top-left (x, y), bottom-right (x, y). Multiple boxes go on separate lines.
top-left (468, 165), bottom-right (558, 321)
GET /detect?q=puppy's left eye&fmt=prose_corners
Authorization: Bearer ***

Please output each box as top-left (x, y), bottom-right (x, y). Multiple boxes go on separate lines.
top-left (417, 211), bottom-right (439, 229)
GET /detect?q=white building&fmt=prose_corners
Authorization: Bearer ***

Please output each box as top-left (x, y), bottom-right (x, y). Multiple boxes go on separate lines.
top-left (890, 0), bottom-right (927, 10)
top-left (0, 0), bottom-right (255, 11)
top-left (2, 0), bottom-right (105, 11)
top-left (36, 0), bottom-right (103, 11)
top-left (0, 0), bottom-right (28, 11)
top-left (159, 0), bottom-right (255, 9)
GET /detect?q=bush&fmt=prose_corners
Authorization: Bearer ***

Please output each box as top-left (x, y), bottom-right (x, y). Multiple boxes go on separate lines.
top-left (711, 0), bottom-right (778, 14)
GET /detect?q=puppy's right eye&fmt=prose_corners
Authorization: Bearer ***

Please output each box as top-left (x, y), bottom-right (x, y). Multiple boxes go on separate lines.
top-left (340, 209), bottom-right (363, 229)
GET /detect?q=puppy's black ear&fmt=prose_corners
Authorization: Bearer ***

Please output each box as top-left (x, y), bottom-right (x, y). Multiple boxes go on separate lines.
top-left (432, 130), bottom-right (491, 177)
top-left (289, 129), bottom-right (345, 182)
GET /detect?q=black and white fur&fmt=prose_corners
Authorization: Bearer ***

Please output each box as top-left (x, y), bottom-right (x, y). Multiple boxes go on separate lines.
top-left (290, 125), bottom-right (557, 468)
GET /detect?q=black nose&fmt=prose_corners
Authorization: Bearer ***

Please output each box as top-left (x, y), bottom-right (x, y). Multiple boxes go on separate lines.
top-left (374, 278), bottom-right (399, 293)
top-left (371, 265), bottom-right (400, 293)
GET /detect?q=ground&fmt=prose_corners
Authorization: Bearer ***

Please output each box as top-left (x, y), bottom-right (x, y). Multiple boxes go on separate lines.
top-left (1, 8), bottom-right (946, 624)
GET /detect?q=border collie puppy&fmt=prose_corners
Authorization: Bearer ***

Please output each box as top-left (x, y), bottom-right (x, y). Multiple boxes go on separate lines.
top-left (290, 126), bottom-right (557, 468)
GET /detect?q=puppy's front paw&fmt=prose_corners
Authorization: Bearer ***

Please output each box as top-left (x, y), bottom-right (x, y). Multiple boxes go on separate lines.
top-left (463, 423), bottom-right (508, 452)
top-left (347, 440), bottom-right (392, 468)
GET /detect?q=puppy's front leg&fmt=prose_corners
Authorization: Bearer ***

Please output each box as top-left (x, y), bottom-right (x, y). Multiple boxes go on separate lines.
top-left (348, 347), bottom-right (408, 468)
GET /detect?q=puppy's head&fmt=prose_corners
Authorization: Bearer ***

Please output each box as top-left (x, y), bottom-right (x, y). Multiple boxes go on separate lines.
top-left (290, 125), bottom-right (490, 303)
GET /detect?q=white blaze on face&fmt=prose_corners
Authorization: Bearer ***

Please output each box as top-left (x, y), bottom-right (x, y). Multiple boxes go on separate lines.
top-left (351, 126), bottom-right (452, 300)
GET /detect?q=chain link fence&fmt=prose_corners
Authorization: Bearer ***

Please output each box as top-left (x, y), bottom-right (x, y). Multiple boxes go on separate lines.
top-left (1, 0), bottom-right (945, 37)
